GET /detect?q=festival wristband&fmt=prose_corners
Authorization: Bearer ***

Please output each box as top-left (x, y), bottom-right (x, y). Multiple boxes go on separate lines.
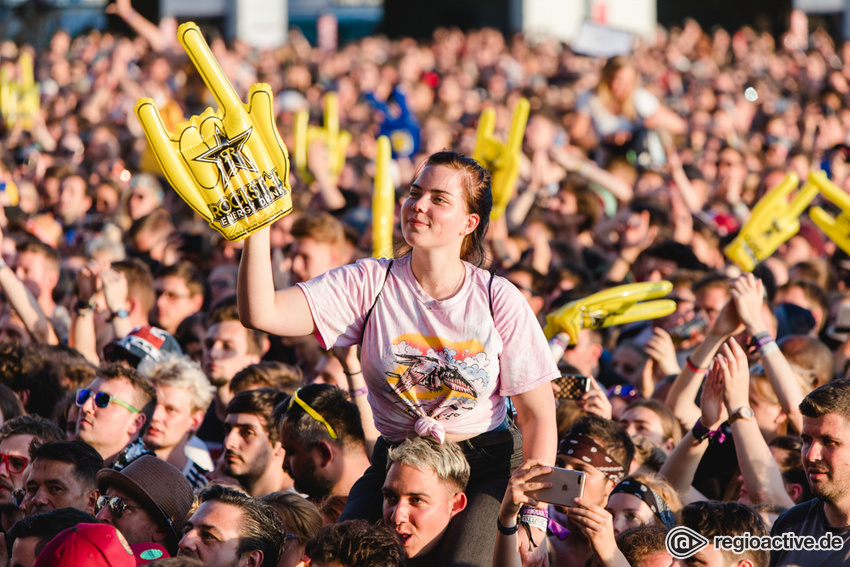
top-left (685, 356), bottom-right (706, 374)
top-left (759, 341), bottom-right (779, 356)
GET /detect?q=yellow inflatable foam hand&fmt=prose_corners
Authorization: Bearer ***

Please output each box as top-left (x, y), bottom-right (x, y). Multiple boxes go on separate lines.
top-left (293, 92), bottom-right (352, 183)
top-left (473, 98), bottom-right (529, 221)
top-left (724, 172), bottom-right (818, 272)
top-left (17, 52), bottom-right (38, 131)
top-left (0, 53), bottom-right (40, 131)
top-left (0, 67), bottom-right (11, 128)
top-left (543, 281), bottom-right (675, 345)
top-left (373, 135), bottom-right (395, 259)
top-left (809, 170), bottom-right (850, 256)
top-left (135, 23), bottom-right (292, 242)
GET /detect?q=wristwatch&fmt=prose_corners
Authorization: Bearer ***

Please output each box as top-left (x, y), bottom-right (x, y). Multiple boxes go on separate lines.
top-left (728, 406), bottom-right (755, 425)
top-left (108, 309), bottom-right (130, 322)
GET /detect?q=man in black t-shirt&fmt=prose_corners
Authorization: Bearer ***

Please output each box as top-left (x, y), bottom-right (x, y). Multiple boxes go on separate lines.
top-left (771, 380), bottom-right (850, 566)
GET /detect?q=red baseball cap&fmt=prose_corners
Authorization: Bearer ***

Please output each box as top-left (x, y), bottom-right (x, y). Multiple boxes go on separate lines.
top-left (33, 524), bottom-right (169, 567)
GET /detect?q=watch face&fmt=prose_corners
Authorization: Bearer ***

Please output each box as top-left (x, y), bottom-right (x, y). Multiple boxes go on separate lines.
top-left (731, 407), bottom-right (754, 422)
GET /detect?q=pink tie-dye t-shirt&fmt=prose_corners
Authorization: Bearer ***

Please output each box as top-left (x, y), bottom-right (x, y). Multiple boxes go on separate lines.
top-left (297, 256), bottom-right (558, 442)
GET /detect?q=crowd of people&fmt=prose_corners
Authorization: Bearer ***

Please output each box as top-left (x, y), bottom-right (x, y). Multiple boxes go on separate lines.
top-left (0, 0), bottom-right (849, 565)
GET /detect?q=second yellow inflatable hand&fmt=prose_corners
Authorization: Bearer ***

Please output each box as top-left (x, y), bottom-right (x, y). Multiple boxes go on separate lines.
top-left (724, 172), bottom-right (820, 272)
top-left (473, 98), bottom-right (529, 221)
top-left (544, 281), bottom-right (676, 345)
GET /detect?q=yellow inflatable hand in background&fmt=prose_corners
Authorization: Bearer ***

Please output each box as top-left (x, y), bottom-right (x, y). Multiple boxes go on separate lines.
top-left (724, 172), bottom-right (820, 272)
top-left (373, 135), bottom-right (395, 259)
top-left (294, 92), bottom-right (352, 183)
top-left (473, 98), bottom-right (529, 221)
top-left (544, 281), bottom-right (675, 346)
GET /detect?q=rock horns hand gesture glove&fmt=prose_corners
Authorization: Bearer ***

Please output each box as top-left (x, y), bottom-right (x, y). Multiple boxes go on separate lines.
top-left (543, 281), bottom-right (676, 346)
top-left (724, 172), bottom-right (819, 272)
top-left (135, 22), bottom-right (293, 242)
top-left (474, 97), bottom-right (530, 221)
top-left (809, 170), bottom-right (850, 256)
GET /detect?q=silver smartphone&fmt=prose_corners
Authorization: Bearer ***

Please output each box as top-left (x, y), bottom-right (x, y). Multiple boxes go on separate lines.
top-left (531, 467), bottom-right (586, 507)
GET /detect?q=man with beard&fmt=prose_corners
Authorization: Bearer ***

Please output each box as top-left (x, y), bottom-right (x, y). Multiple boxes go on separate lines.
top-left (770, 379), bottom-right (850, 565)
top-left (277, 384), bottom-right (370, 502)
top-left (0, 417), bottom-right (66, 531)
top-left (197, 298), bottom-right (267, 449)
top-left (223, 388), bottom-right (293, 496)
top-left (179, 484), bottom-right (283, 567)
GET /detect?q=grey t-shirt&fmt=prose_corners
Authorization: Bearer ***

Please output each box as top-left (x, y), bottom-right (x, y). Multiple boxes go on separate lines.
top-left (770, 499), bottom-right (850, 566)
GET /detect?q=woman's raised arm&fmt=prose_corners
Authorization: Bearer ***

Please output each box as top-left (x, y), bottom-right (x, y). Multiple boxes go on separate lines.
top-left (237, 226), bottom-right (316, 337)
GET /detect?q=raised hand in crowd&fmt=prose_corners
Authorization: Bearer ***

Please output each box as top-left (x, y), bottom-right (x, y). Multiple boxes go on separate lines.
top-left (717, 339), bottom-right (795, 508)
top-left (578, 376), bottom-right (613, 421)
top-left (567, 498), bottom-right (629, 567)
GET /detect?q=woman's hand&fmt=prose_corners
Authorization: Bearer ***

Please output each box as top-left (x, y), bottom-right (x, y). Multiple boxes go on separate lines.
top-left (700, 360), bottom-right (727, 429)
top-left (499, 459), bottom-right (552, 524)
top-left (708, 297), bottom-right (745, 339)
top-left (646, 327), bottom-right (681, 377)
top-left (567, 498), bottom-right (618, 563)
top-left (730, 274), bottom-right (767, 335)
top-left (579, 377), bottom-right (613, 420)
top-left (719, 338), bottom-right (751, 413)
top-left (101, 267), bottom-right (129, 314)
top-left (77, 260), bottom-right (106, 304)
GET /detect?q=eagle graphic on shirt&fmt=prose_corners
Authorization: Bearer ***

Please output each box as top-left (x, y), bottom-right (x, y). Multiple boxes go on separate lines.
top-left (385, 334), bottom-right (491, 421)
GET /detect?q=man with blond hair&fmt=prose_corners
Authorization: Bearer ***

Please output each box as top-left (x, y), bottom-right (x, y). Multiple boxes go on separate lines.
top-left (140, 354), bottom-right (214, 490)
top-left (382, 437), bottom-right (469, 564)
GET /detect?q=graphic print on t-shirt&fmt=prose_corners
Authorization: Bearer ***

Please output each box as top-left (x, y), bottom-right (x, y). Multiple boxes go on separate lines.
top-left (385, 334), bottom-right (490, 421)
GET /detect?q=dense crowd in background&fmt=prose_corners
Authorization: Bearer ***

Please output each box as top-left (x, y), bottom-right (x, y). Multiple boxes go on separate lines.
top-left (0, 2), bottom-right (850, 566)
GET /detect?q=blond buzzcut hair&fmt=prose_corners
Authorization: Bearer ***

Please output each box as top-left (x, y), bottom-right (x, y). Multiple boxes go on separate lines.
top-left (138, 353), bottom-right (214, 413)
top-left (386, 437), bottom-right (470, 493)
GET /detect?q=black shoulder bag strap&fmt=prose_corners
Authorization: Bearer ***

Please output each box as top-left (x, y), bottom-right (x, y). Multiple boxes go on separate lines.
top-left (362, 260), bottom-right (394, 334)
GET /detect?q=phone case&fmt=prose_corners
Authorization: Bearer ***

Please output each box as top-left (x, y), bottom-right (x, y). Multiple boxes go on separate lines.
top-left (552, 374), bottom-right (590, 400)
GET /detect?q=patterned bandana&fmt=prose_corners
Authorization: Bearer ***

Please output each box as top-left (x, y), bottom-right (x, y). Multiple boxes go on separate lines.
top-left (611, 479), bottom-right (676, 528)
top-left (557, 433), bottom-right (626, 483)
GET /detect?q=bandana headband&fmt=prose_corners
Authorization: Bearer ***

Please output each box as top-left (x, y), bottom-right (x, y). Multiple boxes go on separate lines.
top-left (557, 432), bottom-right (626, 483)
top-left (611, 479), bottom-right (676, 528)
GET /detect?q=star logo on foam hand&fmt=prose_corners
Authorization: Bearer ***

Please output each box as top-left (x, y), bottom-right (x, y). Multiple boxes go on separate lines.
top-left (194, 125), bottom-right (259, 189)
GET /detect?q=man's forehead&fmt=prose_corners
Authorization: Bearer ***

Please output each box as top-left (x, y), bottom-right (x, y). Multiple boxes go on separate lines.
top-left (192, 500), bottom-right (243, 529)
top-left (30, 459), bottom-right (73, 478)
top-left (803, 413), bottom-right (850, 436)
top-left (622, 407), bottom-right (660, 423)
top-left (158, 275), bottom-right (191, 291)
top-left (0, 433), bottom-right (35, 453)
top-left (226, 412), bottom-right (264, 428)
top-left (384, 462), bottom-right (441, 493)
top-left (89, 376), bottom-right (135, 393)
top-left (206, 320), bottom-right (248, 341)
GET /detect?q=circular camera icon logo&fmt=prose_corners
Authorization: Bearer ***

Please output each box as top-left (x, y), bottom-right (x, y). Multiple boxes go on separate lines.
top-left (665, 526), bottom-right (710, 559)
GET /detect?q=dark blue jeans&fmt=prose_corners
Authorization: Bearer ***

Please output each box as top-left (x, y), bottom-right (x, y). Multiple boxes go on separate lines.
top-left (339, 422), bottom-right (523, 567)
